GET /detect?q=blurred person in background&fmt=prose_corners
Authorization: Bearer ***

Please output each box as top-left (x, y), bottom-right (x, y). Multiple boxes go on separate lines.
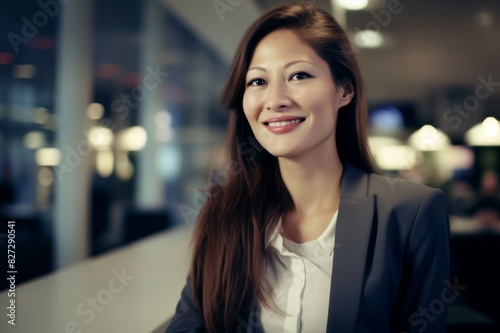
top-left (167, 3), bottom-right (449, 333)
top-left (471, 170), bottom-right (500, 231)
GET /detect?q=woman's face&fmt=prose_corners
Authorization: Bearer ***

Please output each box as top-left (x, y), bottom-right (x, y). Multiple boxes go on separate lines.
top-left (242, 29), bottom-right (353, 160)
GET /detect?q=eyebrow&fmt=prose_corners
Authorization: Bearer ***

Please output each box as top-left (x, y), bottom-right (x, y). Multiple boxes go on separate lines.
top-left (247, 60), bottom-right (313, 72)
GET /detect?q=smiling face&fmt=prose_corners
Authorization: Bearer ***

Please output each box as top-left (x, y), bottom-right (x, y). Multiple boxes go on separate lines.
top-left (242, 29), bottom-right (353, 160)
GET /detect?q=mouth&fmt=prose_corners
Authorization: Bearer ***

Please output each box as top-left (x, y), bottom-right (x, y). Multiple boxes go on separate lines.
top-left (262, 117), bottom-right (306, 134)
top-left (263, 117), bottom-right (306, 127)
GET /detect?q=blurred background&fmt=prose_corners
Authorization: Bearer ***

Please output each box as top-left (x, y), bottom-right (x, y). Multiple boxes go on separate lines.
top-left (0, 0), bottom-right (500, 331)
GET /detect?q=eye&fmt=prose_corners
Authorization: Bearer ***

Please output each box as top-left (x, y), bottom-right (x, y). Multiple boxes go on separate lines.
top-left (290, 72), bottom-right (312, 81)
top-left (246, 78), bottom-right (267, 86)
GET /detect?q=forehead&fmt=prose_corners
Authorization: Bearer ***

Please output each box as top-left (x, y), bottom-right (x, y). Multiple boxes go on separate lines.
top-left (248, 29), bottom-right (321, 66)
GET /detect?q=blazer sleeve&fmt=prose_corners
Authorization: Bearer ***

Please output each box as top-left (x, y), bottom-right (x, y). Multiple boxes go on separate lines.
top-left (165, 276), bottom-right (205, 333)
top-left (396, 189), bottom-right (450, 333)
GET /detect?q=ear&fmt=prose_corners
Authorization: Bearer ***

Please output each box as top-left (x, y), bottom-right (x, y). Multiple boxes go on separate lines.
top-left (338, 80), bottom-right (354, 107)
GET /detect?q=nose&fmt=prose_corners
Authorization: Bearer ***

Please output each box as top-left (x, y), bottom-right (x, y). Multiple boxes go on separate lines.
top-left (264, 81), bottom-right (292, 111)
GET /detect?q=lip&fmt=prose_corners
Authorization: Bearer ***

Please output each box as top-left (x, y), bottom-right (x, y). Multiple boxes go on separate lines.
top-left (262, 115), bottom-right (305, 124)
top-left (262, 116), bottom-right (306, 134)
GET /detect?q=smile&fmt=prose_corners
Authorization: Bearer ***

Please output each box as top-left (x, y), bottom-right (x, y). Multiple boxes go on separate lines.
top-left (267, 119), bottom-right (302, 127)
top-left (263, 117), bottom-right (305, 134)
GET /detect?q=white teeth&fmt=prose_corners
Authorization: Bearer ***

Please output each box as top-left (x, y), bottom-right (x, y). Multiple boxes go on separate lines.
top-left (267, 119), bottom-right (302, 127)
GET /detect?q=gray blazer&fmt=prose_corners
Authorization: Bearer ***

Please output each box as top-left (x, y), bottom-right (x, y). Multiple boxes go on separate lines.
top-left (166, 163), bottom-right (450, 333)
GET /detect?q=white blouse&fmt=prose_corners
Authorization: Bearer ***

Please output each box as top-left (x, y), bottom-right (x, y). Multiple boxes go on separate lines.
top-left (260, 210), bottom-right (338, 333)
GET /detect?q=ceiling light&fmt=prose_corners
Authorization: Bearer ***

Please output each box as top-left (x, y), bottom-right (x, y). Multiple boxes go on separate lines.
top-left (354, 30), bottom-right (384, 48)
top-left (435, 146), bottom-right (474, 172)
top-left (368, 136), bottom-right (403, 154)
top-left (86, 103), bottom-right (105, 120)
top-left (88, 126), bottom-right (114, 150)
top-left (482, 117), bottom-right (500, 135)
top-left (465, 117), bottom-right (500, 146)
top-left (35, 148), bottom-right (60, 166)
top-left (116, 152), bottom-right (134, 180)
top-left (96, 150), bottom-right (114, 177)
top-left (337, 0), bottom-right (369, 10)
top-left (408, 125), bottom-right (451, 151)
top-left (373, 145), bottom-right (420, 171)
top-left (117, 126), bottom-right (147, 151)
top-left (24, 131), bottom-right (46, 149)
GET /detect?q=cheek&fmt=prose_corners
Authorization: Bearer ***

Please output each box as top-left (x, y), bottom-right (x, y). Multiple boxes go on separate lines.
top-left (242, 93), bottom-right (259, 121)
top-left (294, 84), bottom-right (329, 106)
top-left (303, 86), bottom-right (337, 114)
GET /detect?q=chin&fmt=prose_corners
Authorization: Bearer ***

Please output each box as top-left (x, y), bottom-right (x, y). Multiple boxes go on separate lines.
top-left (264, 147), bottom-right (302, 159)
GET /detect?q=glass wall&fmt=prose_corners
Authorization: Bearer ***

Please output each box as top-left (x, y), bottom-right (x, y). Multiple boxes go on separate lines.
top-left (0, 0), bottom-right (229, 286)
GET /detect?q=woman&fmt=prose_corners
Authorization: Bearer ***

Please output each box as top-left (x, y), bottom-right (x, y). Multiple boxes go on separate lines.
top-left (167, 2), bottom-right (449, 333)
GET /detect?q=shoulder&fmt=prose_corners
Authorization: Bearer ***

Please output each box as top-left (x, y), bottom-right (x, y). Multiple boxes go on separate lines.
top-left (342, 163), bottom-right (447, 217)
top-left (367, 172), bottom-right (447, 214)
top-left (364, 172), bottom-right (449, 249)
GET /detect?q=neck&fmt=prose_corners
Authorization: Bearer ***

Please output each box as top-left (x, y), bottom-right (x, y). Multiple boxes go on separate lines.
top-left (278, 151), bottom-right (343, 217)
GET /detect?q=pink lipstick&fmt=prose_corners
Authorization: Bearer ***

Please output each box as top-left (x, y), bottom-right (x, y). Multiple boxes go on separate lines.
top-left (263, 116), bottom-right (305, 134)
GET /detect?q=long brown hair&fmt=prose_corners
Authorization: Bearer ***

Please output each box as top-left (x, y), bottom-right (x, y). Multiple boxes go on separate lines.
top-left (190, 2), bottom-right (375, 331)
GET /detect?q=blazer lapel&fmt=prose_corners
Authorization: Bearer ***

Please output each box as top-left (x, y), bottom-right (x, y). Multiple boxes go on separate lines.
top-left (326, 163), bottom-right (376, 333)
